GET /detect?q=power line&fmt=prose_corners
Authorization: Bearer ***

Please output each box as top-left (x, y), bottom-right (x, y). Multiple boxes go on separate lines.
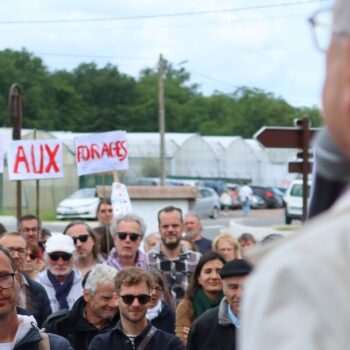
top-left (0, 0), bottom-right (328, 25)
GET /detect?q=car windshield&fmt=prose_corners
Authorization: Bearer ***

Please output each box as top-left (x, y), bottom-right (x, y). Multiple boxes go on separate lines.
top-left (68, 188), bottom-right (96, 199)
top-left (290, 184), bottom-right (310, 197)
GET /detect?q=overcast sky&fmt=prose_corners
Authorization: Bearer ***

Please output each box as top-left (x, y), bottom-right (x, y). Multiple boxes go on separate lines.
top-left (0, 0), bottom-right (332, 108)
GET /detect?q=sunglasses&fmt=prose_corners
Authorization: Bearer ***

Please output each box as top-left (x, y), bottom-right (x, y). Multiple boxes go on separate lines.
top-left (117, 232), bottom-right (141, 242)
top-left (119, 294), bottom-right (151, 305)
top-left (72, 234), bottom-right (89, 245)
top-left (48, 253), bottom-right (72, 261)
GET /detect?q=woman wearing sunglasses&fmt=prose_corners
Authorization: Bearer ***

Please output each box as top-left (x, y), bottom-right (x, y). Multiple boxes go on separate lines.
top-left (176, 251), bottom-right (225, 345)
top-left (147, 269), bottom-right (176, 334)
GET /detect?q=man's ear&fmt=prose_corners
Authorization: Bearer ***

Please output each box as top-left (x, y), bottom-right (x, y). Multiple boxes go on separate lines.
top-left (83, 289), bottom-right (92, 303)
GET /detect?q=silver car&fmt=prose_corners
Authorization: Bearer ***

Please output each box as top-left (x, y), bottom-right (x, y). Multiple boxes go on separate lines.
top-left (194, 187), bottom-right (221, 219)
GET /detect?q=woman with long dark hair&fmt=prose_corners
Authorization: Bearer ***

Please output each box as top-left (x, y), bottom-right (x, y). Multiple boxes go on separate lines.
top-left (175, 251), bottom-right (225, 344)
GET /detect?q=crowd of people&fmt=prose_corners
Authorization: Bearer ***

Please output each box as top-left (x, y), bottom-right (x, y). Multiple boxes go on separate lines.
top-left (0, 202), bottom-right (258, 350)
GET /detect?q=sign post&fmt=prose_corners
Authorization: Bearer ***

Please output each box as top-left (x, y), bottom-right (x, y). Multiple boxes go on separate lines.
top-left (254, 117), bottom-right (319, 221)
top-left (8, 84), bottom-right (23, 220)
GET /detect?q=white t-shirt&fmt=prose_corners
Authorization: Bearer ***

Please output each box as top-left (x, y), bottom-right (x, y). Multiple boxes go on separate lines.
top-left (0, 342), bottom-right (14, 350)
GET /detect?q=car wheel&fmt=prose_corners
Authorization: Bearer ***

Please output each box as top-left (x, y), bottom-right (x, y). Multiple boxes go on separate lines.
top-left (285, 214), bottom-right (292, 225)
top-left (211, 207), bottom-right (219, 219)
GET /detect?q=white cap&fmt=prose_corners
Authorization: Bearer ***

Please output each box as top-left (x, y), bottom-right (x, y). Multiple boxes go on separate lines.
top-left (45, 234), bottom-right (75, 254)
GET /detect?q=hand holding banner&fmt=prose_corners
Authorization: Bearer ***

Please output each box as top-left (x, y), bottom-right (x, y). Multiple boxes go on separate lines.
top-left (75, 131), bottom-right (128, 176)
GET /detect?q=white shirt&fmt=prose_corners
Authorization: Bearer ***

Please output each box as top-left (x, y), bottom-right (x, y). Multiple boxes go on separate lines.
top-left (239, 185), bottom-right (253, 201)
top-left (240, 189), bottom-right (350, 350)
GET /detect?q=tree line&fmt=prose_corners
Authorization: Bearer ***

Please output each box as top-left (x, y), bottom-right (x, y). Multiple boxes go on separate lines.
top-left (0, 49), bottom-right (321, 137)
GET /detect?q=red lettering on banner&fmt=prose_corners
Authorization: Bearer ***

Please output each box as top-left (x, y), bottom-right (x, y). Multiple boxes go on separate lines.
top-left (101, 143), bottom-right (110, 158)
top-left (13, 146), bottom-right (30, 173)
top-left (31, 144), bottom-right (44, 174)
top-left (91, 144), bottom-right (99, 159)
top-left (45, 144), bottom-right (60, 173)
top-left (76, 140), bottom-right (128, 163)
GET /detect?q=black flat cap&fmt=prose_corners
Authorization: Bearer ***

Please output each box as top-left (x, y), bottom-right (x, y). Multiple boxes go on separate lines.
top-left (220, 259), bottom-right (253, 279)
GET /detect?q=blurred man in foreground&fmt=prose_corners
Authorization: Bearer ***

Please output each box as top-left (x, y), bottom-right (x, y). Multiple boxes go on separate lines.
top-left (240, 2), bottom-right (350, 348)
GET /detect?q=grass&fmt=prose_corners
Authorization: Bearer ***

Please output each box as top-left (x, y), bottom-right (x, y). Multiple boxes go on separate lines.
top-left (0, 209), bottom-right (57, 221)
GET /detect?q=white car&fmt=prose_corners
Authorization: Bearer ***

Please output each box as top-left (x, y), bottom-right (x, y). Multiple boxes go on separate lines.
top-left (284, 180), bottom-right (311, 225)
top-left (56, 188), bottom-right (100, 220)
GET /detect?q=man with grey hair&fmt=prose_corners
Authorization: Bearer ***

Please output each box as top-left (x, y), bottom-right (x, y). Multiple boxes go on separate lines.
top-left (184, 213), bottom-right (212, 254)
top-left (240, 2), bottom-right (350, 349)
top-left (37, 234), bottom-right (83, 313)
top-left (107, 213), bottom-right (148, 271)
top-left (44, 264), bottom-right (119, 350)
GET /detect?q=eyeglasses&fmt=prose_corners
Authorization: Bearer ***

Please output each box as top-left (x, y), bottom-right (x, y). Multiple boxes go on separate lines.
top-left (48, 253), bottom-right (72, 261)
top-left (100, 209), bottom-right (113, 213)
top-left (71, 234), bottom-right (89, 245)
top-left (117, 232), bottom-right (141, 242)
top-left (21, 227), bottom-right (39, 233)
top-left (308, 7), bottom-right (350, 52)
top-left (0, 273), bottom-right (15, 289)
top-left (119, 294), bottom-right (151, 305)
top-left (7, 247), bottom-right (27, 255)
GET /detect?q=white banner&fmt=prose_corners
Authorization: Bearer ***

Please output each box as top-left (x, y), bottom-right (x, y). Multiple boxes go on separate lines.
top-left (0, 140), bottom-right (4, 174)
top-left (7, 140), bottom-right (63, 180)
top-left (74, 131), bottom-right (128, 176)
top-left (111, 182), bottom-right (132, 217)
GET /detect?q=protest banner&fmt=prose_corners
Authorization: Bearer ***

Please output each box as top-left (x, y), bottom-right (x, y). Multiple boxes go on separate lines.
top-left (111, 182), bottom-right (132, 217)
top-left (7, 140), bottom-right (63, 180)
top-left (75, 131), bottom-right (128, 176)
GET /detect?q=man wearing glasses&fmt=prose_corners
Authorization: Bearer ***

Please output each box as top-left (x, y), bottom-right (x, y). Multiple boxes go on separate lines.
top-left (88, 267), bottom-right (184, 350)
top-left (107, 214), bottom-right (148, 271)
top-left (64, 221), bottom-right (104, 278)
top-left (0, 246), bottom-right (73, 350)
top-left (0, 232), bottom-right (52, 328)
top-left (37, 234), bottom-right (83, 313)
top-left (240, 1), bottom-right (350, 349)
top-left (18, 214), bottom-right (41, 245)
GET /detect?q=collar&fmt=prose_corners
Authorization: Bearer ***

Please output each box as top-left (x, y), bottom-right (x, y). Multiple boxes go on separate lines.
top-left (227, 305), bottom-right (240, 329)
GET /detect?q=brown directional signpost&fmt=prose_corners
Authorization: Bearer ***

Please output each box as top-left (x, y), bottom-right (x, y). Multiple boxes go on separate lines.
top-left (254, 117), bottom-right (319, 221)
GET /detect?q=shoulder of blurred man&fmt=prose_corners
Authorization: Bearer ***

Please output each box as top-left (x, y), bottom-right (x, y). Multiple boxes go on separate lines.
top-left (240, 190), bottom-right (350, 350)
top-left (195, 237), bottom-right (212, 254)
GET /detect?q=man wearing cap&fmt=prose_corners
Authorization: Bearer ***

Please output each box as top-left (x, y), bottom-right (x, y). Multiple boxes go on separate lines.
top-left (36, 234), bottom-right (83, 313)
top-left (187, 259), bottom-right (252, 350)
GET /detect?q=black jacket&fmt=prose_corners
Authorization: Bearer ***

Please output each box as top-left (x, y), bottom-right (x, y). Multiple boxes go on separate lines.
top-left (151, 302), bottom-right (175, 334)
top-left (187, 298), bottom-right (237, 350)
top-left (23, 272), bottom-right (52, 328)
top-left (88, 321), bottom-right (185, 350)
top-left (44, 296), bottom-right (120, 350)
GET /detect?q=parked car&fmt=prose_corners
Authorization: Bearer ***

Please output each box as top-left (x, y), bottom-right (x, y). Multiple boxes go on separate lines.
top-left (56, 188), bottom-right (100, 220)
top-left (284, 179), bottom-right (311, 224)
top-left (194, 187), bottom-right (221, 219)
top-left (250, 195), bottom-right (266, 209)
top-left (251, 185), bottom-right (284, 208)
top-left (225, 183), bottom-right (241, 209)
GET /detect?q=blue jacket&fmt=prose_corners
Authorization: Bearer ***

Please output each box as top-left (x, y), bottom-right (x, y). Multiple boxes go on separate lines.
top-left (151, 302), bottom-right (175, 334)
top-left (88, 321), bottom-right (184, 350)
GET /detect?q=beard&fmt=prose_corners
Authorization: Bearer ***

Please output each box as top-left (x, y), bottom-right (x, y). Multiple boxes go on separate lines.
top-left (162, 238), bottom-right (180, 250)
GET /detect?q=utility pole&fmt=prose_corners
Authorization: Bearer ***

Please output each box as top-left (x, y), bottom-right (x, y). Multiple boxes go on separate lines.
top-left (158, 54), bottom-right (166, 186)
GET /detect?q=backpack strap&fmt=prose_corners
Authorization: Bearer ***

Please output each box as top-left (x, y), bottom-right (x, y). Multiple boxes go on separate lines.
top-left (38, 332), bottom-right (50, 350)
top-left (137, 326), bottom-right (157, 350)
